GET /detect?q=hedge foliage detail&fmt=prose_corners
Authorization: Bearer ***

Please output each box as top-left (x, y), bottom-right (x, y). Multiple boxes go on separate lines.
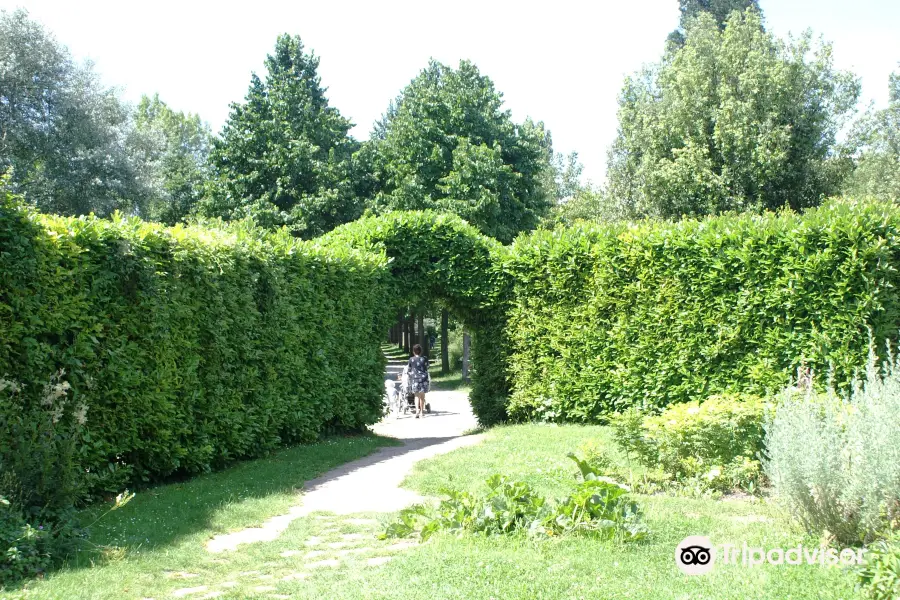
top-left (0, 193), bottom-right (389, 488)
top-left (4, 196), bottom-right (900, 482)
top-left (503, 201), bottom-right (900, 422)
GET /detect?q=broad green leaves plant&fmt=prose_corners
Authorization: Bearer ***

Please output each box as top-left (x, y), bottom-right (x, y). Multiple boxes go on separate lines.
top-left (855, 535), bottom-right (900, 600)
top-left (321, 210), bottom-right (514, 425)
top-left (381, 454), bottom-right (647, 542)
top-left (0, 192), bottom-right (390, 493)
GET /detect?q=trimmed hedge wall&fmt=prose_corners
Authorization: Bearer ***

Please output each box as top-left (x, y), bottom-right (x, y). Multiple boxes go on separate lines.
top-left (320, 211), bottom-right (512, 423)
top-left (6, 195), bottom-right (900, 476)
top-left (503, 200), bottom-right (900, 422)
top-left (0, 194), bottom-right (389, 486)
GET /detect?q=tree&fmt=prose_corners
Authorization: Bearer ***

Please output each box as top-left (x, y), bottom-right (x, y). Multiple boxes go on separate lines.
top-left (667, 0), bottom-right (761, 48)
top-left (128, 94), bottom-right (211, 224)
top-left (0, 9), bottom-right (140, 217)
top-left (543, 186), bottom-right (615, 227)
top-left (366, 59), bottom-right (553, 244)
top-left (542, 150), bottom-right (584, 204)
top-left (843, 69), bottom-right (900, 201)
top-left (537, 151), bottom-right (621, 227)
top-left (200, 34), bottom-right (362, 238)
top-left (608, 10), bottom-right (860, 220)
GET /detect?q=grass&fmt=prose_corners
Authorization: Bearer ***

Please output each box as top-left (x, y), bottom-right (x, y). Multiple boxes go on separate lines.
top-left (2, 433), bottom-right (398, 599)
top-left (428, 368), bottom-right (470, 393)
top-left (381, 343), bottom-right (407, 360)
top-left (387, 425), bottom-right (859, 599)
top-left (4, 422), bottom-right (860, 599)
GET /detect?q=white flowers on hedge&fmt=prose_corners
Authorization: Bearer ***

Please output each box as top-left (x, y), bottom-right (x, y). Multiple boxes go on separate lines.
top-left (764, 345), bottom-right (900, 544)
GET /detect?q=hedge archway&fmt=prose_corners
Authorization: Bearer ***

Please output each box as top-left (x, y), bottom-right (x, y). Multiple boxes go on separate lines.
top-left (321, 211), bottom-right (512, 424)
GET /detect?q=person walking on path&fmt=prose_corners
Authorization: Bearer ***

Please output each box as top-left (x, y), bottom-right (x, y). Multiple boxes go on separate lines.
top-left (407, 344), bottom-right (430, 418)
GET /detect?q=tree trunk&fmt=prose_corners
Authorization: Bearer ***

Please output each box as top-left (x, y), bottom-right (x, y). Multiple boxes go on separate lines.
top-left (397, 312), bottom-right (403, 349)
top-left (408, 308), bottom-right (416, 356)
top-left (441, 308), bottom-right (449, 374)
top-left (418, 311), bottom-right (427, 358)
top-left (462, 332), bottom-right (471, 383)
top-left (403, 310), bottom-right (411, 355)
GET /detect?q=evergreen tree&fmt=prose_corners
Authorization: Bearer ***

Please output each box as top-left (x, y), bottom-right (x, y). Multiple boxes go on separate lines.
top-left (201, 34), bottom-right (362, 238)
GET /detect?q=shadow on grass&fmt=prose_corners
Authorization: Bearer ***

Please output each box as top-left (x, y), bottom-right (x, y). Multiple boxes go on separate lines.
top-left (60, 433), bottom-right (402, 570)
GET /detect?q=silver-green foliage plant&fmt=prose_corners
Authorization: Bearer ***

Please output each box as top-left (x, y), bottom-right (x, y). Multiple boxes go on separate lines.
top-left (764, 348), bottom-right (900, 544)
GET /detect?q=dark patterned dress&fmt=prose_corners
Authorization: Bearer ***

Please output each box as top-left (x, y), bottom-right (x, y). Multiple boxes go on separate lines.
top-left (407, 355), bottom-right (430, 394)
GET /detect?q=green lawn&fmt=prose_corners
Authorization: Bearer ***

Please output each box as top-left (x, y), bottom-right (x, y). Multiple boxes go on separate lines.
top-left (4, 423), bottom-right (860, 599)
top-left (428, 368), bottom-right (470, 394)
top-left (391, 424), bottom-right (858, 599)
top-left (2, 434), bottom-right (398, 599)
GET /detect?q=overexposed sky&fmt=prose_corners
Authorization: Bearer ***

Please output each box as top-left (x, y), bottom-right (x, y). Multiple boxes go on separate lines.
top-left (4, 0), bottom-right (899, 183)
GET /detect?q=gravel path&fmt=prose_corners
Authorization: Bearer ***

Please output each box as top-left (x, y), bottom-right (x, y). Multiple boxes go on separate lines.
top-left (206, 389), bottom-right (480, 553)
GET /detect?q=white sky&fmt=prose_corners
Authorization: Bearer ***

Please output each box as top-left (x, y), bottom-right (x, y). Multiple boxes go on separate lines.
top-left (4, 0), bottom-right (899, 183)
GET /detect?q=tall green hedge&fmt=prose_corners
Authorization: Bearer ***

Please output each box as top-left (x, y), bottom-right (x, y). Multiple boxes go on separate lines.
top-left (0, 194), bottom-right (390, 487)
top-left (321, 211), bottom-right (512, 423)
top-left (503, 200), bottom-right (900, 422)
top-left (6, 194), bottom-right (899, 479)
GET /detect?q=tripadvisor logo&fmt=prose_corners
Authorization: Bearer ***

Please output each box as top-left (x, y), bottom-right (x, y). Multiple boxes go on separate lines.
top-left (676, 536), bottom-right (715, 575)
top-left (675, 536), bottom-right (868, 575)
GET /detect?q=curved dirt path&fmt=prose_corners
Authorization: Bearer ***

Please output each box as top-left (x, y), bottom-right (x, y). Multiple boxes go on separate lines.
top-left (206, 389), bottom-right (481, 553)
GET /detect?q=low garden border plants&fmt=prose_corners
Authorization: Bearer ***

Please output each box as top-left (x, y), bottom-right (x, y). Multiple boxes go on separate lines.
top-left (610, 393), bottom-right (768, 495)
top-left (381, 453), bottom-right (648, 542)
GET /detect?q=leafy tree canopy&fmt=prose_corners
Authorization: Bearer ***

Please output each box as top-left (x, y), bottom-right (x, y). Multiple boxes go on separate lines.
top-left (843, 68), bottom-right (900, 201)
top-left (667, 0), bottom-right (762, 48)
top-left (200, 34), bottom-right (362, 238)
top-left (0, 9), bottom-right (140, 216)
top-left (365, 60), bottom-right (553, 244)
top-left (607, 10), bottom-right (860, 220)
top-left (128, 94), bottom-right (211, 224)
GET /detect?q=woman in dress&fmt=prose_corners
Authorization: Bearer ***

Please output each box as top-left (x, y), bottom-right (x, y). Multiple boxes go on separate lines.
top-left (407, 344), bottom-right (430, 418)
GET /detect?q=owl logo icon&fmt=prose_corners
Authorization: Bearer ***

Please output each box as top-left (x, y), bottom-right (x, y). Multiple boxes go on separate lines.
top-left (676, 536), bottom-right (715, 575)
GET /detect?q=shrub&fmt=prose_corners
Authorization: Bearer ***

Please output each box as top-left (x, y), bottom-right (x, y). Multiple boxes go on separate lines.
top-left (856, 535), bottom-right (900, 600)
top-left (0, 372), bottom-right (86, 517)
top-left (0, 193), bottom-right (390, 492)
top-left (764, 346), bottom-right (900, 544)
top-left (0, 499), bottom-right (64, 586)
top-left (382, 454), bottom-right (647, 542)
top-left (0, 372), bottom-right (87, 582)
top-left (611, 393), bottom-right (767, 493)
top-left (502, 200), bottom-right (900, 422)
